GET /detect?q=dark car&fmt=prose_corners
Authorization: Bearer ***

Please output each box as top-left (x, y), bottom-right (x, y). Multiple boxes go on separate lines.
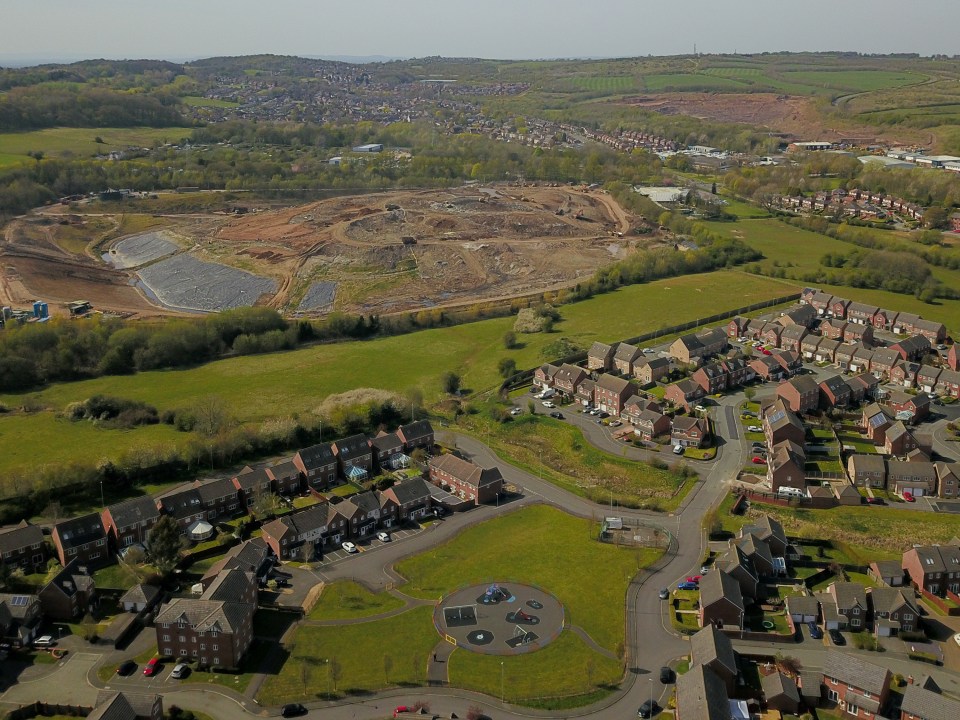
top-left (807, 621), bottom-right (823, 639)
top-left (829, 629), bottom-right (846, 646)
top-left (116, 660), bottom-right (137, 676)
top-left (659, 666), bottom-right (674, 684)
top-left (549, 411), bottom-right (564, 419)
top-left (677, 581), bottom-right (699, 591)
top-left (638, 700), bottom-right (660, 718)
top-left (281, 704), bottom-right (307, 718)
top-left (866, 497), bottom-right (885, 505)
top-left (658, 588), bottom-right (670, 600)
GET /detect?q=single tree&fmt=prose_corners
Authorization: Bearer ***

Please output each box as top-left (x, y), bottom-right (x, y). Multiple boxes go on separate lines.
top-left (193, 395), bottom-right (230, 437)
top-left (503, 331), bottom-right (517, 349)
top-left (711, 182), bottom-right (718, 195)
top-left (744, 386), bottom-right (756, 402)
top-left (442, 371), bottom-right (461, 395)
top-left (498, 358), bottom-right (517, 378)
top-left (329, 657), bottom-right (342, 692)
top-left (147, 515), bottom-right (185, 575)
top-left (383, 654), bottom-right (393, 684)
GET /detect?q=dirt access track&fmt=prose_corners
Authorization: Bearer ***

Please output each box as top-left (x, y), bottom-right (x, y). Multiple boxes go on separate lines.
top-left (0, 185), bottom-right (655, 319)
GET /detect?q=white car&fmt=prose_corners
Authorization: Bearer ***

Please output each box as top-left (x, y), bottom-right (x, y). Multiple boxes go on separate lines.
top-left (954, 632), bottom-right (960, 647)
top-left (609, 420), bottom-right (622, 427)
top-left (32, 635), bottom-right (55, 648)
top-left (376, 531), bottom-right (391, 543)
top-left (542, 401), bottom-right (556, 408)
top-left (673, 445), bottom-right (685, 455)
top-left (510, 407), bottom-right (522, 415)
top-left (170, 662), bottom-right (190, 679)
top-left (748, 425), bottom-right (763, 433)
top-left (694, 405), bottom-right (706, 412)
top-left (341, 541), bottom-right (358, 554)
top-left (642, 348), bottom-right (654, 354)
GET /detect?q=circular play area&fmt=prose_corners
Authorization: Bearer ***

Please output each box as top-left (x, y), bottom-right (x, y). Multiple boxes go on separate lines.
top-left (433, 583), bottom-right (564, 656)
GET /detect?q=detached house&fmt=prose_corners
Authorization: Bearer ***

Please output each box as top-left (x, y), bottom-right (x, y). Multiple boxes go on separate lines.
top-left (594, 374), bottom-right (634, 415)
top-left (887, 390), bottom-right (930, 421)
top-left (779, 325), bottom-right (808, 353)
top-left (699, 568), bottom-right (744, 630)
top-left (0, 521), bottom-right (46, 574)
top-left (634, 409), bottom-right (671, 441)
top-left (689, 624), bottom-right (738, 693)
top-left (101, 497), bottom-right (160, 553)
top-left (634, 356), bottom-right (670, 385)
top-left (890, 335), bottom-right (931, 362)
top-left (935, 462), bottom-right (959, 499)
top-left (869, 587), bottom-right (920, 635)
top-left (587, 342), bottom-right (615, 371)
top-left (819, 375), bottom-right (851, 409)
top-left (887, 460), bottom-right (937, 496)
top-left (777, 375), bottom-right (820, 414)
top-left (675, 665), bottom-right (732, 720)
top-left (38, 559), bottom-right (96, 621)
top-left (664, 378), bottom-right (705, 411)
top-left (51, 513), bottom-right (108, 568)
top-left (826, 582), bottom-right (868, 630)
top-left (902, 544), bottom-right (960, 597)
top-left (670, 327), bottom-right (727, 365)
top-left (848, 454), bottom-right (887, 489)
top-left (156, 487), bottom-right (206, 532)
top-left (613, 343), bottom-right (643, 375)
top-left (370, 431), bottom-right (405, 472)
top-left (821, 651), bottom-right (891, 720)
top-left (764, 400), bottom-right (805, 447)
top-left (0, 592), bottom-right (42, 646)
top-left (672, 416), bottom-right (709, 449)
top-left (553, 363), bottom-right (587, 396)
top-left (900, 683), bottom-right (960, 720)
top-left (429, 454), bottom-right (504, 505)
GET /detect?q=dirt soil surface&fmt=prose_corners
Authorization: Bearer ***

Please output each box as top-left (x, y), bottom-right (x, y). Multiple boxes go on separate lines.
top-left (620, 93), bottom-right (922, 145)
top-left (0, 185), bottom-right (658, 318)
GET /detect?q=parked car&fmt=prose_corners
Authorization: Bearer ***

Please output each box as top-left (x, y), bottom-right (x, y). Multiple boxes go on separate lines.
top-left (549, 411), bottom-right (564, 419)
top-left (660, 666), bottom-right (674, 684)
top-left (686, 575), bottom-right (702, 584)
top-left (638, 699), bottom-right (660, 718)
top-left (658, 588), bottom-right (670, 600)
top-left (341, 541), bottom-right (358, 553)
top-left (829, 629), bottom-right (846, 646)
top-left (694, 405), bottom-right (707, 412)
top-left (677, 581), bottom-right (699, 591)
top-left (116, 660), bottom-right (137, 676)
top-left (807, 621), bottom-right (823, 639)
top-left (903, 491), bottom-right (915, 503)
top-left (542, 400), bottom-right (556, 408)
top-left (598, 411), bottom-right (610, 419)
top-left (32, 636), bottom-right (56, 648)
top-left (510, 407), bottom-right (522, 415)
top-left (282, 704), bottom-right (308, 718)
top-left (376, 531), bottom-right (391, 543)
top-left (393, 707), bottom-right (410, 719)
top-left (589, 408), bottom-right (600, 416)
top-left (143, 657), bottom-right (160, 676)
top-left (609, 419), bottom-right (621, 427)
top-left (748, 425), bottom-right (763, 433)
top-left (170, 662), bottom-right (190, 679)
top-left (673, 445), bottom-right (685, 455)
top-left (866, 497), bottom-right (885, 505)
top-left (752, 457), bottom-right (766, 464)
top-left (751, 443), bottom-right (765, 451)
top-left (761, 348), bottom-right (772, 356)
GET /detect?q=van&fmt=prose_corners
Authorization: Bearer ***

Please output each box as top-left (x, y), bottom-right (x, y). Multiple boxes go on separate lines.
top-left (777, 487), bottom-right (804, 498)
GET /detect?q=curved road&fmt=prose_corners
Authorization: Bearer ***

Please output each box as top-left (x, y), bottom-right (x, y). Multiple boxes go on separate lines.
top-left (43, 407), bottom-right (745, 719)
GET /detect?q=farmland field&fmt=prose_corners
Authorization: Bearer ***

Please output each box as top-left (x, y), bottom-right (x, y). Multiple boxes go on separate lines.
top-left (0, 126), bottom-right (193, 164)
top-left (780, 70), bottom-right (927, 92)
top-left (571, 76), bottom-right (637, 93)
top-left (641, 73), bottom-right (747, 91)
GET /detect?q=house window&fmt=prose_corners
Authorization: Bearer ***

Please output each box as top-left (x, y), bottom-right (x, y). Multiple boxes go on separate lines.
top-left (68, 548), bottom-right (77, 556)
top-left (852, 608), bottom-right (859, 615)
top-left (214, 657), bottom-right (220, 666)
top-left (163, 647), bottom-right (172, 656)
top-left (179, 636), bottom-right (186, 642)
top-left (163, 635), bottom-right (170, 641)
top-left (200, 644), bottom-right (206, 650)
top-left (180, 649), bottom-right (188, 656)
top-left (96, 539), bottom-right (105, 547)
top-left (213, 644), bottom-right (219, 650)
top-left (904, 613), bottom-right (913, 621)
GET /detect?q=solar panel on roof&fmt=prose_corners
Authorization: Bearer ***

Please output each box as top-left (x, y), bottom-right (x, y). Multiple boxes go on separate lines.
top-left (868, 413), bottom-right (888, 429)
top-left (11, 596), bottom-right (28, 606)
top-left (769, 410), bottom-right (785, 425)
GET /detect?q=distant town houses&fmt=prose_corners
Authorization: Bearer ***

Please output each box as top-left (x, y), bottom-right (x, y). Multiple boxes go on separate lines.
top-left (773, 188), bottom-right (926, 225)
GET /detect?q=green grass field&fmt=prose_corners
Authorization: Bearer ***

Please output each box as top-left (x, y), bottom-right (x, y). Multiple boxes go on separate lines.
top-left (307, 581), bottom-right (405, 621)
top-left (0, 127), bottom-right (194, 166)
top-left (181, 96), bottom-right (241, 108)
top-left (571, 76), bottom-right (637, 93)
top-left (257, 605), bottom-right (439, 703)
top-left (780, 70), bottom-right (926, 92)
top-left (0, 271), bottom-right (794, 475)
top-left (396, 505), bottom-right (658, 651)
top-left (641, 73), bottom-right (747, 91)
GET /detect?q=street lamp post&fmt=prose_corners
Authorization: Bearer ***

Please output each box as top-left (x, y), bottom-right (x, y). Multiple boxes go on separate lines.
top-left (99, 479), bottom-right (104, 508)
top-left (501, 661), bottom-right (505, 704)
top-left (649, 678), bottom-right (654, 716)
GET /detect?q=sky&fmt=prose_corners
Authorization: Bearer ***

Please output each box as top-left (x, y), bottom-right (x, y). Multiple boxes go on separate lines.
top-left (3, 0), bottom-right (960, 65)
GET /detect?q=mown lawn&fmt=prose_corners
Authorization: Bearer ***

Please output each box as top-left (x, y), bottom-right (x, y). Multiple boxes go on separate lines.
top-left (256, 606), bottom-right (437, 704)
top-left (449, 631), bottom-right (622, 706)
top-left (460, 412), bottom-right (691, 510)
top-left (307, 581), bottom-right (405, 621)
top-left (396, 505), bottom-right (659, 652)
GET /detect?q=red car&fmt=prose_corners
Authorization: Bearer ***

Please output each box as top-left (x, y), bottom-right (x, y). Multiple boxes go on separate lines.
top-left (903, 491), bottom-right (915, 502)
top-left (686, 575), bottom-right (702, 583)
top-left (393, 708), bottom-right (409, 719)
top-left (752, 457), bottom-right (766, 464)
top-left (761, 348), bottom-right (772, 356)
top-left (143, 658), bottom-right (160, 677)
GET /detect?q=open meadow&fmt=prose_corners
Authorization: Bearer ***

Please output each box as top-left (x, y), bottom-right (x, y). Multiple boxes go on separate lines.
top-left (0, 127), bottom-right (194, 166)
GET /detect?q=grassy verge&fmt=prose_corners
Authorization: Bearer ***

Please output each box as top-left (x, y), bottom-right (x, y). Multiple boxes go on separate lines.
top-left (307, 581), bottom-right (405, 621)
top-left (396, 505), bottom-right (659, 652)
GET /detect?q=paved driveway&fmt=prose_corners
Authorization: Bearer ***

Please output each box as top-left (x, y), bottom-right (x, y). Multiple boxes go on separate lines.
top-left (2, 651), bottom-right (101, 705)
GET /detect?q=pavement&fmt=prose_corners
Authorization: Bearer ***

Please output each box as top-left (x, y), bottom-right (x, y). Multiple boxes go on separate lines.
top-left (7, 339), bottom-right (960, 718)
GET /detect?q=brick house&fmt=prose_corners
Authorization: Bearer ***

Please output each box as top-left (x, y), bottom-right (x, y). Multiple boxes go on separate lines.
top-left (900, 683), bottom-right (960, 720)
top-left (51, 513), bottom-right (108, 568)
top-left (664, 378), bottom-right (705, 411)
top-left (739, 514), bottom-right (788, 556)
top-left (396, 420), bottom-right (435, 453)
top-left (815, 338), bottom-right (841, 363)
top-left (777, 304), bottom-right (817, 328)
top-left (763, 400), bottom-right (805, 446)
top-left (294, 443), bottom-right (339, 491)
top-left (934, 368), bottom-right (960, 399)
top-left (633, 409), bottom-right (671, 441)
top-left (779, 324), bottom-right (808, 353)
top-left (429, 454), bottom-right (504, 505)
top-left (869, 348), bottom-right (900, 379)
top-left (634, 356), bottom-right (670, 385)
top-left (613, 343), bottom-right (643, 375)
top-left (868, 587), bottom-right (920, 635)
top-left (827, 582), bottom-right (868, 630)
top-left (846, 373), bottom-right (878, 404)
top-left (101, 497), bottom-right (160, 553)
top-left (902, 544), bottom-right (960, 597)
top-left (383, 477), bottom-right (433, 521)
top-left (889, 361), bottom-right (920, 388)
top-left (946, 344), bottom-right (960, 372)
top-left (736, 533), bottom-right (774, 577)
top-left (819, 375), bottom-right (851, 409)
top-left (809, 291), bottom-right (835, 315)
top-left (868, 560), bottom-right (904, 587)
top-left (232, 469), bottom-right (272, 510)
top-left (821, 319), bottom-right (848, 340)
top-left (261, 503), bottom-right (347, 561)
top-left (155, 487), bottom-right (206, 532)
top-left (916, 366), bottom-right (942, 394)
top-left (763, 672), bottom-right (801, 715)
top-left (848, 454), bottom-right (887, 488)
top-left (266, 460), bottom-right (301, 496)
top-left (0, 521), bottom-right (46, 574)
top-left (670, 327), bottom-right (727, 365)
top-left (750, 355), bottom-right (784, 381)
top-left (776, 375), bottom-right (821, 414)
top-left (831, 297), bottom-right (852, 318)
top-left (370, 431), bottom-right (405, 472)
top-left (155, 568), bottom-right (256, 670)
top-left (594, 374), bottom-right (634, 415)
top-left (884, 423), bottom-right (922, 458)
top-left (913, 319), bottom-right (947, 344)
top-left (587, 342), bottom-right (614, 371)
top-left (553, 363), bottom-right (587, 397)
top-left (887, 389), bottom-right (930, 421)
top-left (822, 651), bottom-right (891, 720)
top-left (849, 347), bottom-right (875, 374)
top-left (90, 692), bottom-right (163, 720)
top-left (0, 592), bottom-right (42, 646)
top-left (801, 335), bottom-right (823, 361)
top-left (844, 323), bottom-right (874, 347)
top-left (935, 462), bottom-right (959, 499)
top-left (692, 362), bottom-right (729, 394)
top-left (689, 624), bottom-right (738, 693)
top-left (672, 416), bottom-right (709, 448)
top-left (338, 491), bottom-right (391, 539)
top-left (834, 344), bottom-right (857, 372)
top-left (721, 356), bottom-right (752, 386)
top-left (890, 335), bottom-right (931, 362)
top-left (872, 308), bottom-right (897, 331)
top-left (38, 559), bottom-right (96, 621)
top-left (727, 316), bottom-right (748, 338)
top-left (699, 569), bottom-right (744, 629)
top-left (887, 460), bottom-right (937, 496)
top-left (533, 363), bottom-right (560, 391)
top-left (193, 477), bottom-right (242, 520)
top-left (768, 442), bottom-right (806, 494)
top-left (620, 395), bottom-right (660, 425)
top-left (332, 434), bottom-right (373, 480)
top-left (715, 543), bottom-right (759, 599)
top-left (847, 302), bottom-right (879, 326)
